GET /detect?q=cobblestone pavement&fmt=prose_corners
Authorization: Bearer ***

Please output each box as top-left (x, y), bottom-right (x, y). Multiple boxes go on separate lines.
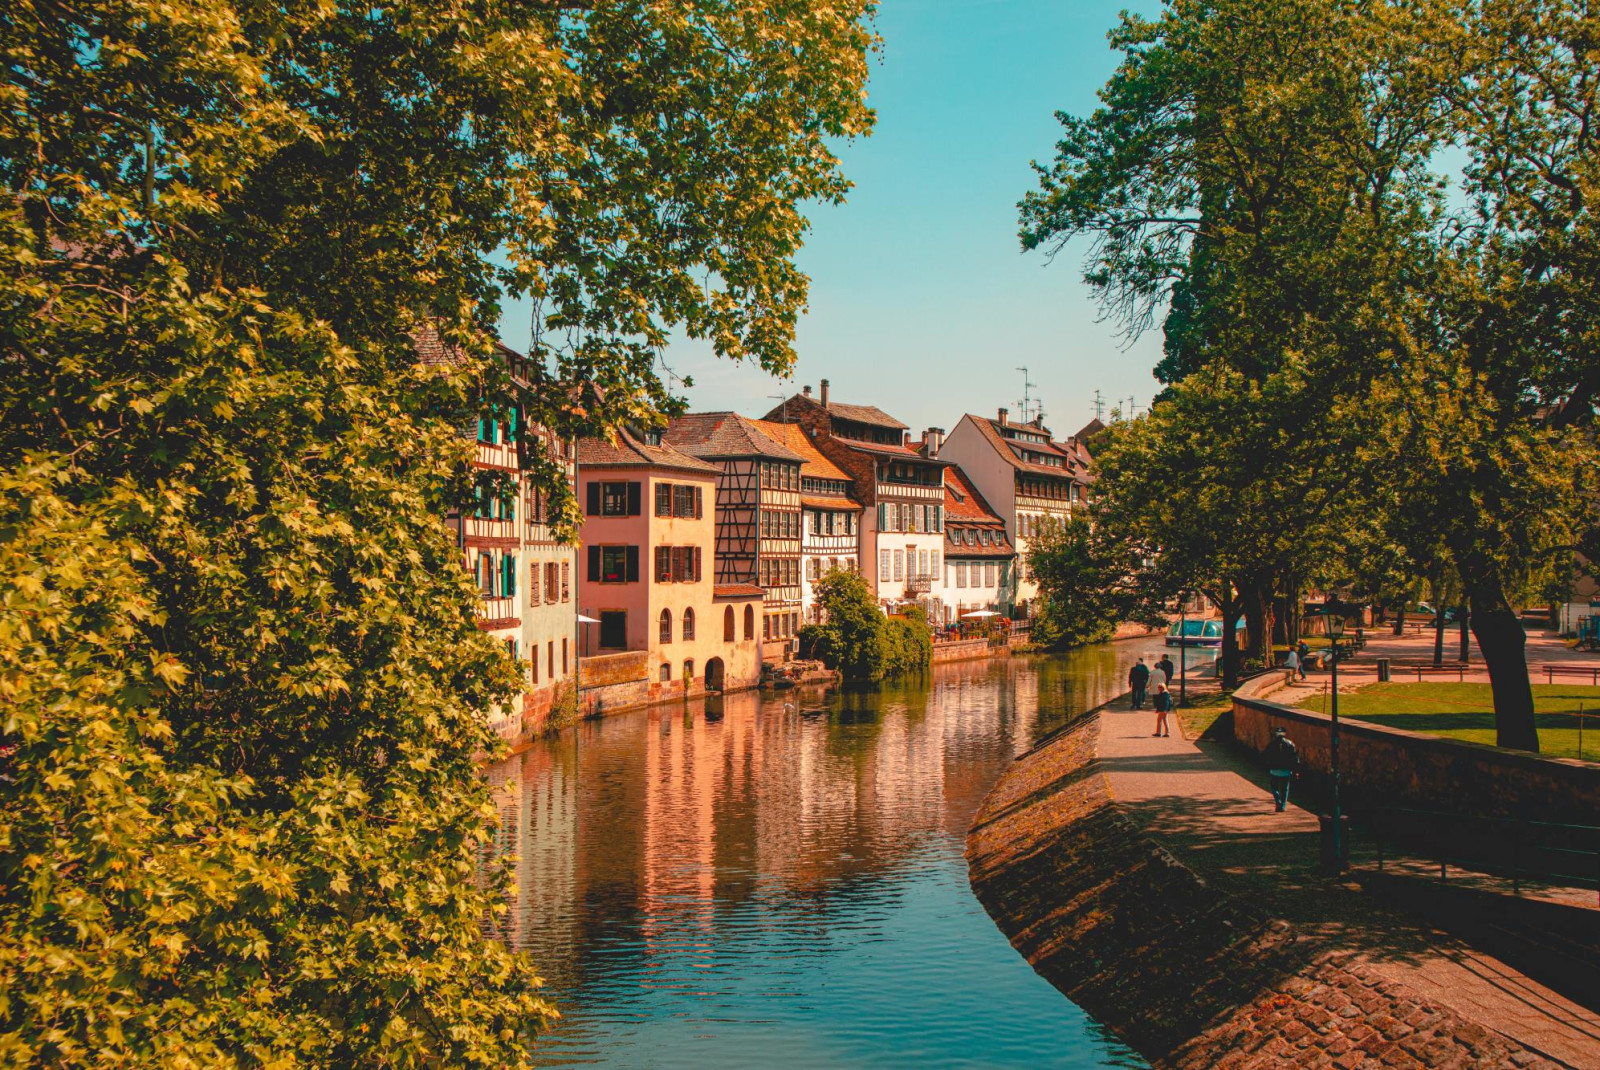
top-left (1099, 695), bottom-right (1600, 1066)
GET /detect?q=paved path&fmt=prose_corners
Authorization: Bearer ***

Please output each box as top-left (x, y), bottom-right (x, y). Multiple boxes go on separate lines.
top-left (1097, 693), bottom-right (1600, 1067)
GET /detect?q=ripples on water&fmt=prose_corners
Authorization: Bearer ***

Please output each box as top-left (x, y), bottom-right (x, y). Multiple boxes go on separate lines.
top-left (484, 644), bottom-right (1201, 1067)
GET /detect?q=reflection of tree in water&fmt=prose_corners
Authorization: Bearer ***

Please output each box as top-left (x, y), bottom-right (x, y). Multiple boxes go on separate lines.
top-left (480, 643), bottom-right (1157, 1061)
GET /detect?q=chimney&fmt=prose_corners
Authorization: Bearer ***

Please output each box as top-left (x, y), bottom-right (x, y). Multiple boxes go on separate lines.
top-left (923, 427), bottom-right (944, 456)
top-left (802, 384), bottom-right (812, 398)
top-left (820, 379), bottom-right (830, 409)
top-left (998, 406), bottom-right (1009, 426)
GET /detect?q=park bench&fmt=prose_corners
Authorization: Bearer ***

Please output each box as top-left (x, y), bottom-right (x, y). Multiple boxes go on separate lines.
top-left (1542, 664), bottom-right (1600, 686)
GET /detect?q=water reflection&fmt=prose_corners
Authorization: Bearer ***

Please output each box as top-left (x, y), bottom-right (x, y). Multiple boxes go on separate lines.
top-left (486, 643), bottom-right (1202, 1067)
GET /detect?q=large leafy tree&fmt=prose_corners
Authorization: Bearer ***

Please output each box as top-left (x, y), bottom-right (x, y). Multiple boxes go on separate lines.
top-left (0, 0), bottom-right (874, 1062)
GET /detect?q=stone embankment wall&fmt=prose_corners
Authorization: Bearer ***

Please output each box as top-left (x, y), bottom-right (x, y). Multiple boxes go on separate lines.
top-left (1231, 673), bottom-right (1600, 825)
top-left (931, 638), bottom-right (993, 664)
top-left (967, 711), bottom-right (1540, 1068)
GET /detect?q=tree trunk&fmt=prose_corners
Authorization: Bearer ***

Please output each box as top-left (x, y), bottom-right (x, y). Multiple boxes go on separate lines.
top-left (1392, 602), bottom-right (1406, 637)
top-left (1219, 585), bottom-right (1241, 690)
top-left (1469, 590), bottom-right (1537, 751)
top-left (1242, 577), bottom-right (1273, 667)
top-left (1459, 603), bottom-right (1470, 662)
top-left (1432, 579), bottom-right (1446, 668)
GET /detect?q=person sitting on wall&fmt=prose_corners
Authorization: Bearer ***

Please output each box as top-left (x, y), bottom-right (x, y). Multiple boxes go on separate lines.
top-left (1265, 727), bottom-right (1299, 813)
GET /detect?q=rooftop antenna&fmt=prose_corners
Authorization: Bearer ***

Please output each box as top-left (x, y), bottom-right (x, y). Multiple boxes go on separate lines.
top-left (1016, 367), bottom-right (1039, 425)
top-left (768, 392), bottom-right (790, 423)
top-left (1093, 389), bottom-right (1105, 421)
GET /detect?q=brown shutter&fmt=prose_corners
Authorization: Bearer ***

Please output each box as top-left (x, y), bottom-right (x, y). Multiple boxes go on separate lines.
top-left (626, 545), bottom-right (639, 582)
top-left (587, 545), bottom-right (600, 581)
top-left (694, 546), bottom-right (703, 582)
top-left (655, 546), bottom-right (671, 583)
top-left (586, 482), bottom-right (600, 515)
top-left (626, 482), bottom-right (641, 516)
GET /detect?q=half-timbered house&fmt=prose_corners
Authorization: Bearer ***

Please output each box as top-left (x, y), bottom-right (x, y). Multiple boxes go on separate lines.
top-left (763, 381), bottom-right (947, 617)
top-left (752, 419), bottom-right (863, 623)
top-left (663, 413), bottom-right (804, 659)
top-left (576, 428), bottom-right (763, 699)
top-left (935, 461), bottom-right (1017, 624)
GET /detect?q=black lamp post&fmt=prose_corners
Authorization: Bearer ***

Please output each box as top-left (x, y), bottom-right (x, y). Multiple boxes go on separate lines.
top-left (1178, 593), bottom-right (1189, 707)
top-left (1326, 606), bottom-right (1346, 873)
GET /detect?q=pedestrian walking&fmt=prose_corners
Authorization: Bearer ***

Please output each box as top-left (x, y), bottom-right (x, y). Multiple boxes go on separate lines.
top-left (1297, 640), bottom-right (1311, 676)
top-left (1152, 682), bottom-right (1173, 736)
top-left (1157, 654), bottom-right (1175, 686)
top-left (1128, 658), bottom-right (1151, 709)
top-left (1265, 727), bottom-right (1299, 812)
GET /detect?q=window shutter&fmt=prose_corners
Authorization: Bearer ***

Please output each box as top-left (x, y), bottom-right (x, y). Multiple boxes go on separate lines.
top-left (655, 546), bottom-right (670, 582)
top-left (694, 546), bottom-right (702, 582)
top-left (626, 545), bottom-right (639, 582)
top-left (587, 482), bottom-right (600, 515)
top-left (695, 486), bottom-right (703, 517)
top-left (627, 482), bottom-right (642, 516)
top-left (587, 545), bottom-right (600, 581)
top-left (656, 483), bottom-right (671, 517)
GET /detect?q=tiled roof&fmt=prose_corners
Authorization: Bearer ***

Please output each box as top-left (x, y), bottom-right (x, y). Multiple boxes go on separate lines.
top-left (801, 494), bottom-right (862, 511)
top-left (664, 412), bottom-right (804, 462)
top-left (824, 400), bottom-right (907, 430)
top-left (964, 415), bottom-right (1082, 479)
top-left (577, 427), bottom-right (721, 474)
top-left (714, 583), bottom-right (766, 599)
top-left (834, 437), bottom-right (942, 461)
top-left (750, 420), bottom-right (854, 482)
top-left (943, 463), bottom-right (1006, 523)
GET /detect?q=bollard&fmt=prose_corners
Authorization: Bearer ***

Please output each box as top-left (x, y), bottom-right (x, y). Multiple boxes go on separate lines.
top-left (1377, 657), bottom-right (1390, 682)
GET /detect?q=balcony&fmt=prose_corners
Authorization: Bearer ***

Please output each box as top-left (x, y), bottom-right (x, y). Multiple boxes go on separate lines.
top-left (905, 576), bottom-right (931, 595)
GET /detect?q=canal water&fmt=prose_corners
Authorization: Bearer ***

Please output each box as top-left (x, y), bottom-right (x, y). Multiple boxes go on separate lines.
top-left (485, 642), bottom-right (1194, 1067)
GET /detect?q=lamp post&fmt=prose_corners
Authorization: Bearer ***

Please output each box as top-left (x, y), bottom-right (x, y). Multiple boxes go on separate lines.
top-left (1326, 607), bottom-right (1346, 873)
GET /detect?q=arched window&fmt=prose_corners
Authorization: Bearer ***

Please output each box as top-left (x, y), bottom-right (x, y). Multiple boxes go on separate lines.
top-left (724, 605), bottom-right (735, 641)
top-left (682, 607), bottom-right (696, 641)
top-left (743, 604), bottom-right (754, 640)
top-left (659, 608), bottom-right (673, 644)
top-left (659, 662), bottom-right (671, 682)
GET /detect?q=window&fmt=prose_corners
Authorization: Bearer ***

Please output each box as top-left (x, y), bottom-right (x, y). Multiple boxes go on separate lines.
top-left (761, 511), bottom-right (771, 538)
top-left (880, 548), bottom-right (891, 579)
top-left (764, 616), bottom-right (771, 640)
top-left (660, 663), bottom-right (672, 683)
top-left (931, 551), bottom-right (940, 577)
top-left (599, 611), bottom-right (627, 650)
top-left (893, 550), bottom-right (903, 581)
top-left (589, 545), bottom-right (639, 583)
top-left (724, 605), bottom-right (736, 641)
top-left (656, 482), bottom-right (672, 517)
top-left (588, 480), bottom-right (640, 516)
top-left (501, 553), bottom-right (517, 598)
top-left (744, 604), bottom-right (755, 640)
top-left (986, 561), bottom-right (997, 587)
top-left (683, 608), bottom-right (695, 640)
top-left (560, 561), bottom-right (570, 601)
top-left (655, 546), bottom-right (672, 583)
top-left (807, 557), bottom-right (820, 581)
top-left (659, 608), bottom-right (673, 644)
top-left (674, 484), bottom-right (700, 518)
top-left (919, 550), bottom-right (929, 578)
top-left (957, 562), bottom-right (968, 588)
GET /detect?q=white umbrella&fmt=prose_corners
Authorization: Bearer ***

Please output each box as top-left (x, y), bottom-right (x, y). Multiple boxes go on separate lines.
top-left (577, 613), bottom-right (601, 624)
top-left (961, 610), bottom-right (1000, 618)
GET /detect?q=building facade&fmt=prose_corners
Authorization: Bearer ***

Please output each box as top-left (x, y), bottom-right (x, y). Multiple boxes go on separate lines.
top-left (937, 462), bottom-right (1017, 624)
top-left (752, 419), bottom-right (863, 623)
top-left (664, 412), bottom-right (805, 659)
top-left (764, 381), bottom-right (946, 617)
top-left (418, 331), bottom-right (578, 743)
top-left (576, 428), bottom-right (763, 701)
top-left (936, 408), bottom-right (1091, 611)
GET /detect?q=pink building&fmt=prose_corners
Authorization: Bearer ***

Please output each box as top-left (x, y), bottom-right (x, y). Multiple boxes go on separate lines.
top-left (577, 428), bottom-right (764, 703)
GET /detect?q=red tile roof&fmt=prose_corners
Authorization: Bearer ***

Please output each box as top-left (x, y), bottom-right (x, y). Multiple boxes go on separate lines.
top-left (963, 414), bottom-right (1083, 479)
top-left (750, 420), bottom-right (855, 483)
top-left (714, 583), bottom-right (766, 599)
top-left (577, 427), bottom-right (721, 474)
top-left (942, 463), bottom-right (1004, 522)
top-left (664, 412), bottom-right (805, 462)
top-left (822, 400), bottom-right (907, 430)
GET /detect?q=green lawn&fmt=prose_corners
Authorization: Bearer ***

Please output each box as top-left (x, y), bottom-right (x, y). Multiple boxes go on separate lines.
top-left (1293, 682), bottom-right (1600, 761)
top-left (1177, 688), bottom-right (1233, 740)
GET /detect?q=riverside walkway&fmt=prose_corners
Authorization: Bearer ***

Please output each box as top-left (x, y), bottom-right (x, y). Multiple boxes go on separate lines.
top-left (1099, 683), bottom-right (1600, 1067)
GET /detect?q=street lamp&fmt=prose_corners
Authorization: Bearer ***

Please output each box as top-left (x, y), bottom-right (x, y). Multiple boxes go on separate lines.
top-left (1178, 593), bottom-right (1189, 707)
top-left (1308, 598), bottom-right (1361, 874)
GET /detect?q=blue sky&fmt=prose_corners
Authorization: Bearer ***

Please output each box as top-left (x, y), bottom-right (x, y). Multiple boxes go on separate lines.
top-left (500, 0), bottom-right (1166, 439)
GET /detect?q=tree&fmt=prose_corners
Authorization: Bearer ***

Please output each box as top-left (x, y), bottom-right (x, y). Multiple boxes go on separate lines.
top-left (0, 0), bottom-right (875, 1061)
top-left (800, 570), bottom-right (929, 680)
top-left (1026, 514), bottom-right (1155, 650)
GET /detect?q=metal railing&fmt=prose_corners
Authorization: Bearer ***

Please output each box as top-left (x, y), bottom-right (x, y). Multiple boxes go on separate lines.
top-left (1367, 805), bottom-right (1600, 905)
top-left (1544, 664), bottom-right (1600, 686)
